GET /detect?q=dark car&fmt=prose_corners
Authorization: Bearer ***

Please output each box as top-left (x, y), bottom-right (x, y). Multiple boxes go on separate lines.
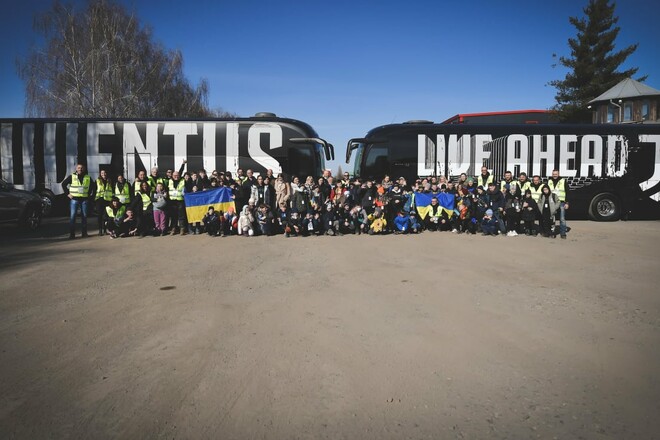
top-left (0, 178), bottom-right (43, 230)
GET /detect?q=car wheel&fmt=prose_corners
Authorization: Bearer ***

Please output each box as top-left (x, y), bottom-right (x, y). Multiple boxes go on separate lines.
top-left (588, 193), bottom-right (620, 221)
top-left (39, 191), bottom-right (54, 216)
top-left (20, 206), bottom-right (42, 231)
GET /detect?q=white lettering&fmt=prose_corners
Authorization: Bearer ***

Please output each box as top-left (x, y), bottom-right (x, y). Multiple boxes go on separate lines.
top-left (559, 135), bottom-right (577, 177)
top-left (606, 135), bottom-right (627, 178)
top-left (247, 123), bottom-right (283, 174)
top-left (638, 135), bottom-right (660, 194)
top-left (473, 134), bottom-right (492, 171)
top-left (124, 123), bottom-right (159, 181)
top-left (417, 134), bottom-right (434, 176)
top-left (226, 123), bottom-right (240, 176)
top-left (506, 134), bottom-right (529, 175)
top-left (203, 123), bottom-right (216, 173)
top-left (580, 134), bottom-right (603, 177)
top-left (43, 123), bottom-right (63, 195)
top-left (163, 123), bottom-right (196, 173)
top-left (447, 134), bottom-right (470, 176)
top-left (20, 124), bottom-right (35, 190)
top-left (532, 135), bottom-right (555, 177)
top-left (87, 122), bottom-right (114, 178)
top-left (0, 123), bottom-right (12, 182)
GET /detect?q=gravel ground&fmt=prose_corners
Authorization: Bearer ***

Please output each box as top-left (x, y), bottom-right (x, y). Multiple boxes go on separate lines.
top-left (1, 219), bottom-right (659, 439)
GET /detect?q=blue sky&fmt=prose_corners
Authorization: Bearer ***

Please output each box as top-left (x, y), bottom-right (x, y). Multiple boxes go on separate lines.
top-left (1, 0), bottom-right (659, 171)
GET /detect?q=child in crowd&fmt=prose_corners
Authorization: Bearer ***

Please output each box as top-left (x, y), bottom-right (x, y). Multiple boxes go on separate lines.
top-left (203, 206), bottom-right (220, 236)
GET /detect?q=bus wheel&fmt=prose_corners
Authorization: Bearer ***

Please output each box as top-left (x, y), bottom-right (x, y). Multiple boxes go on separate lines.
top-left (589, 193), bottom-right (620, 221)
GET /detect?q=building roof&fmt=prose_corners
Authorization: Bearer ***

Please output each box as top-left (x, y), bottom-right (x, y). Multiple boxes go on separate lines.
top-left (441, 110), bottom-right (553, 124)
top-left (589, 78), bottom-right (660, 104)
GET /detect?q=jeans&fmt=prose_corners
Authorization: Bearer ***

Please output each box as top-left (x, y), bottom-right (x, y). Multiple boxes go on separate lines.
top-left (69, 198), bottom-right (88, 231)
top-left (558, 202), bottom-right (567, 235)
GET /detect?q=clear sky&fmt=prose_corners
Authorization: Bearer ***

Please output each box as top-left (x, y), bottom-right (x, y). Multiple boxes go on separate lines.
top-left (1, 0), bottom-right (658, 172)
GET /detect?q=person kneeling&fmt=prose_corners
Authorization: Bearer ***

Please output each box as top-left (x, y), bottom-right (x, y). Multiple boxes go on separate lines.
top-left (481, 209), bottom-right (499, 236)
top-left (203, 206), bottom-right (221, 236)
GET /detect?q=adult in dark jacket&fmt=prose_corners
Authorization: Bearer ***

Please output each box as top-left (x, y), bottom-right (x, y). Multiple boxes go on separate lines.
top-left (485, 182), bottom-right (506, 234)
top-left (521, 189), bottom-right (539, 235)
top-left (61, 163), bottom-right (94, 239)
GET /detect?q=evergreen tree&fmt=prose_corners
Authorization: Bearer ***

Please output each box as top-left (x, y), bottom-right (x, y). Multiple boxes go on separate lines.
top-left (549, 0), bottom-right (645, 123)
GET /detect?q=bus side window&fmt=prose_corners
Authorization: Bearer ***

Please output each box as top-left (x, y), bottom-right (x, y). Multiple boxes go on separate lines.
top-left (288, 146), bottom-right (315, 179)
top-left (364, 145), bottom-right (389, 179)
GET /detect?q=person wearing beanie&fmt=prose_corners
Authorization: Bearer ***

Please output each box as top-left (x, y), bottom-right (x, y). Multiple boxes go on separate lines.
top-left (481, 208), bottom-right (499, 236)
top-left (521, 189), bottom-right (539, 235)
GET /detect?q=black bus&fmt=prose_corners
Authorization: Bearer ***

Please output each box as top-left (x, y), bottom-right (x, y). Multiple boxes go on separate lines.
top-left (346, 121), bottom-right (660, 220)
top-left (0, 113), bottom-right (333, 214)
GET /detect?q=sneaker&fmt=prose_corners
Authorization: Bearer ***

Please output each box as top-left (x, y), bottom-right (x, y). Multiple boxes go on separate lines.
top-left (451, 229), bottom-right (458, 234)
top-left (561, 234), bottom-right (567, 239)
top-left (506, 231), bottom-right (514, 237)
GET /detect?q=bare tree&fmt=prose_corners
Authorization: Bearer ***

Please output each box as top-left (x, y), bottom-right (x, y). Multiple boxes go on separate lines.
top-left (17, 0), bottom-right (215, 118)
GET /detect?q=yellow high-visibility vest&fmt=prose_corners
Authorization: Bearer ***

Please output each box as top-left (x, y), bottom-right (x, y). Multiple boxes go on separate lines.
top-left (69, 174), bottom-right (91, 198)
top-left (547, 178), bottom-right (567, 202)
top-left (168, 179), bottom-right (185, 201)
top-left (95, 179), bottom-right (113, 201)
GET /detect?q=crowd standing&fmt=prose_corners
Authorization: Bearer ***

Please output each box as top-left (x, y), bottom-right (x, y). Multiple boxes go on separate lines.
top-left (63, 162), bottom-right (570, 240)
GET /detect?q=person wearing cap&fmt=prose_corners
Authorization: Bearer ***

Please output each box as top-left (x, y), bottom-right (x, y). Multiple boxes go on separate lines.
top-left (481, 208), bottom-right (499, 236)
top-left (547, 169), bottom-right (569, 239)
top-left (521, 189), bottom-right (539, 235)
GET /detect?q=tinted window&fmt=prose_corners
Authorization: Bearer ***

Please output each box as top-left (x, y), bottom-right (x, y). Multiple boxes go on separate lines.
top-left (288, 146), bottom-right (315, 180)
top-left (363, 145), bottom-right (389, 179)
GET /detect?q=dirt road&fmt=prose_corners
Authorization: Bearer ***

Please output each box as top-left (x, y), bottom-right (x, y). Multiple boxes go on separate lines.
top-left (1, 221), bottom-right (659, 439)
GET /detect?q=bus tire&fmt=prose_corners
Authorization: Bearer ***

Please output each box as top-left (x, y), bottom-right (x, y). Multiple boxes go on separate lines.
top-left (589, 193), bottom-right (620, 221)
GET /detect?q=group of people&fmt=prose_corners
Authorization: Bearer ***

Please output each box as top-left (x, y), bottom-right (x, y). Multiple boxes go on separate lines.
top-left (63, 163), bottom-right (569, 240)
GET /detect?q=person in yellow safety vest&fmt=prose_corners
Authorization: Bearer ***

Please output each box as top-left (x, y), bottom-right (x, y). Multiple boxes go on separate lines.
top-left (114, 174), bottom-right (132, 206)
top-left (547, 169), bottom-right (569, 239)
top-left (517, 172), bottom-right (531, 194)
top-left (104, 197), bottom-right (126, 239)
top-left (61, 163), bottom-right (91, 239)
top-left (529, 175), bottom-right (544, 205)
top-left (499, 170), bottom-right (519, 193)
top-left (131, 181), bottom-right (154, 236)
top-left (133, 170), bottom-right (149, 196)
top-left (168, 170), bottom-right (187, 235)
top-left (476, 166), bottom-right (494, 189)
top-left (147, 166), bottom-right (166, 191)
top-left (94, 169), bottom-right (113, 236)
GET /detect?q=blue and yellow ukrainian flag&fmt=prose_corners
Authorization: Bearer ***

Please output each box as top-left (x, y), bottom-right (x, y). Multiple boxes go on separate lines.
top-left (413, 192), bottom-right (455, 219)
top-left (184, 187), bottom-right (235, 223)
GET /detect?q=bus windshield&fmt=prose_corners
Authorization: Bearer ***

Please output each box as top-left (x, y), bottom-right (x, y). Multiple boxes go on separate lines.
top-left (352, 143), bottom-right (365, 177)
top-left (315, 143), bottom-right (326, 175)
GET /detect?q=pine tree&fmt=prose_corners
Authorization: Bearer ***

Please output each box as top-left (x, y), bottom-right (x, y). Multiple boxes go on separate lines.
top-left (549, 0), bottom-right (645, 123)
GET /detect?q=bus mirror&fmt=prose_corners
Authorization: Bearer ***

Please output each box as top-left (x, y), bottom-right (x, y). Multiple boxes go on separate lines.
top-left (289, 137), bottom-right (333, 161)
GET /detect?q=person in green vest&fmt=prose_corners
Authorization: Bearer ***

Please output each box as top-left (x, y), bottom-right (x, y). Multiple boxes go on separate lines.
top-left (168, 170), bottom-right (187, 235)
top-left (61, 163), bottom-right (92, 239)
top-left (132, 181), bottom-right (154, 236)
top-left (133, 170), bottom-right (149, 196)
top-left (547, 169), bottom-right (569, 239)
top-left (94, 169), bottom-right (113, 236)
top-left (105, 197), bottom-right (126, 239)
top-left (114, 174), bottom-right (132, 206)
top-left (476, 166), bottom-right (494, 189)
